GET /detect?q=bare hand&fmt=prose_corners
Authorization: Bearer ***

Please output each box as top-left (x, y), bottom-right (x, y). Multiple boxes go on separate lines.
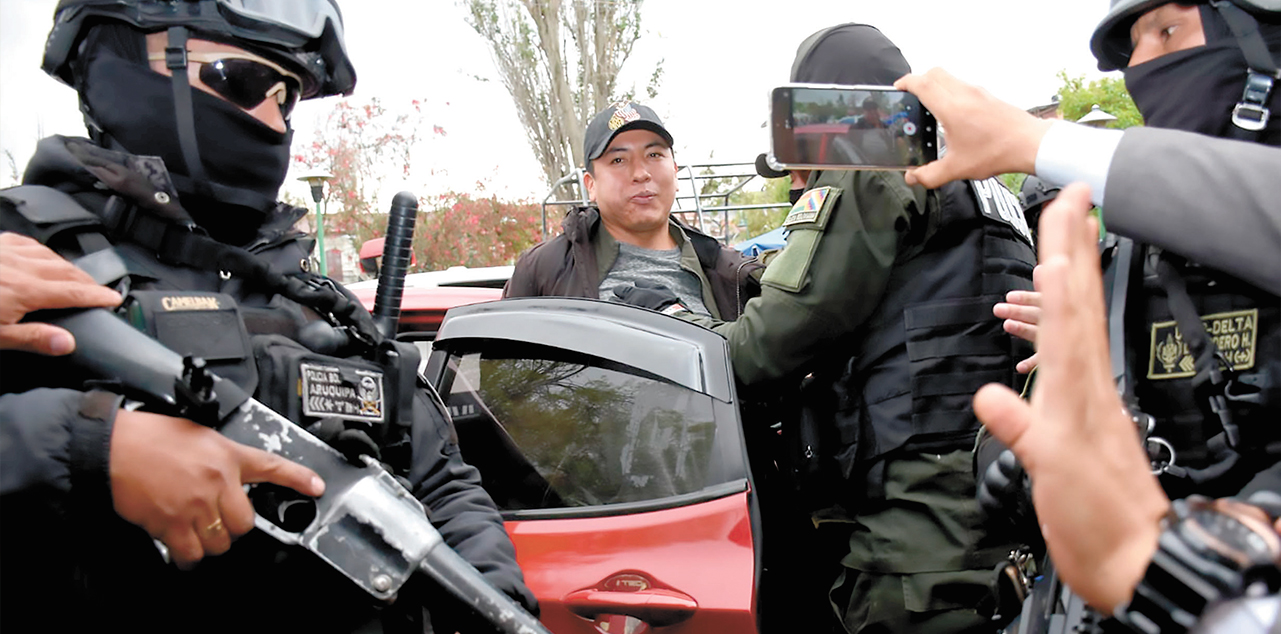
top-left (0, 232), bottom-right (122, 355)
top-left (110, 410), bottom-right (326, 569)
top-left (972, 184), bottom-right (1169, 614)
top-left (894, 68), bottom-right (1053, 189)
top-left (995, 277), bottom-right (1044, 373)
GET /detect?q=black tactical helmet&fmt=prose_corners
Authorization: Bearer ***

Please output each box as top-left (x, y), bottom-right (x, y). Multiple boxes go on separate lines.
top-left (1090, 0), bottom-right (1281, 71)
top-left (1018, 176), bottom-right (1061, 212)
top-left (43, 0), bottom-right (356, 99)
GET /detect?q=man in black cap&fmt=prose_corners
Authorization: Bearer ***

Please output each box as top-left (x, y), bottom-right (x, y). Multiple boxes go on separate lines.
top-left (505, 101), bottom-right (759, 320)
top-left (624, 25), bottom-right (1037, 634)
top-left (853, 98), bottom-right (887, 130)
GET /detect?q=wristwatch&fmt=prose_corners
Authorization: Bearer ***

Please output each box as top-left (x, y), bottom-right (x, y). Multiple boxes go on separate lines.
top-left (1115, 495), bottom-right (1281, 634)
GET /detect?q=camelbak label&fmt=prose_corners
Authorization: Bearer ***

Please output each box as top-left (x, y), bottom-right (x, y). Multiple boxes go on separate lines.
top-left (160, 295), bottom-right (221, 311)
top-left (300, 362), bottom-right (384, 423)
top-left (1147, 309), bottom-right (1258, 380)
top-left (970, 178), bottom-right (1034, 246)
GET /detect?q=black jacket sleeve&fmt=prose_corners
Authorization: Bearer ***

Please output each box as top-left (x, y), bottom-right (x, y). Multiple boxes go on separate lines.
top-left (0, 389), bottom-right (119, 508)
top-left (406, 386), bottom-right (538, 614)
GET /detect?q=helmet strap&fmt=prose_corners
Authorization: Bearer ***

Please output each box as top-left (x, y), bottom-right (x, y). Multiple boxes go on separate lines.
top-left (164, 26), bottom-right (213, 198)
top-left (1210, 1), bottom-right (1279, 139)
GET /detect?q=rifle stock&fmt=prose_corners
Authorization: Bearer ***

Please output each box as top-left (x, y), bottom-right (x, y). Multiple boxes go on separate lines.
top-left (50, 307), bottom-right (549, 634)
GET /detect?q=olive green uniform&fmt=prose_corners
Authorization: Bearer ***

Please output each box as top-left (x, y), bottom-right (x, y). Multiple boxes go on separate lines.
top-left (678, 165), bottom-right (1031, 633)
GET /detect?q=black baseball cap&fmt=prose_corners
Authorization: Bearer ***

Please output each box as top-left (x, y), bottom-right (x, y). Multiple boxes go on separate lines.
top-left (583, 102), bottom-right (675, 163)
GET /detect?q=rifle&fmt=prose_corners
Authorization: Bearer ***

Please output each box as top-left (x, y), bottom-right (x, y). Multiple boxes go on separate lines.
top-left (46, 191), bottom-right (549, 634)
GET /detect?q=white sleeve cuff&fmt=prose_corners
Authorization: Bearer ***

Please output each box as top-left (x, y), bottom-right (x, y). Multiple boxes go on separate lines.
top-left (1034, 120), bottom-right (1125, 207)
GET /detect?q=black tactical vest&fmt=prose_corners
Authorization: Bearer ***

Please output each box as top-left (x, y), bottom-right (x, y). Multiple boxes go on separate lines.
top-left (0, 185), bottom-right (415, 467)
top-left (827, 178), bottom-right (1036, 500)
top-left (1126, 246), bottom-right (1281, 500)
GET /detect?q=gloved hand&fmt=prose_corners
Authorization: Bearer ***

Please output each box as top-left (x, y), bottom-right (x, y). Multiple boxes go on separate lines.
top-left (306, 417), bottom-right (381, 465)
top-left (612, 281), bottom-right (685, 314)
top-left (977, 448), bottom-right (1040, 539)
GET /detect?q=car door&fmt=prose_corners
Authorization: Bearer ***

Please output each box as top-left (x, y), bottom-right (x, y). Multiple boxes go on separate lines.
top-left (424, 297), bottom-right (761, 634)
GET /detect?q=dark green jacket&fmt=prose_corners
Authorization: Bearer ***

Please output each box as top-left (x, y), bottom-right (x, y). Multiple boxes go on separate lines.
top-left (684, 168), bottom-right (1035, 494)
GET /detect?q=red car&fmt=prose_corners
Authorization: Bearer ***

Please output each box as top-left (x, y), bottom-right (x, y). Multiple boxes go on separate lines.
top-left (359, 286), bottom-right (811, 633)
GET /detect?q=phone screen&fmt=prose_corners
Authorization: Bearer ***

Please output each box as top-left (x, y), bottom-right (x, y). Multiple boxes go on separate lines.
top-left (769, 84), bottom-right (937, 170)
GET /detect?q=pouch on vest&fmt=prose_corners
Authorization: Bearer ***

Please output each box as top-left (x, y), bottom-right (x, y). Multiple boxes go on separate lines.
top-left (785, 373), bottom-right (843, 511)
top-left (121, 290), bottom-right (258, 392)
top-left (1, 186), bottom-right (101, 244)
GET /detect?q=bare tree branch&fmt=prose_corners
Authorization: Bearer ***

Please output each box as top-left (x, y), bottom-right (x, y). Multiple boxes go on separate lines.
top-left (465, 0), bottom-right (658, 187)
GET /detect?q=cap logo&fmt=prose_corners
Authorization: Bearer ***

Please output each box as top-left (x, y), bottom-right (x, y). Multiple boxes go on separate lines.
top-left (608, 103), bottom-right (641, 131)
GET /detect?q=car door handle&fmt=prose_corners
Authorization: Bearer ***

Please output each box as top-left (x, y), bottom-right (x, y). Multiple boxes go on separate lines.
top-left (563, 588), bottom-right (698, 627)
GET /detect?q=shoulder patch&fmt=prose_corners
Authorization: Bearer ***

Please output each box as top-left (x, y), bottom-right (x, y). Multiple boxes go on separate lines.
top-left (783, 186), bottom-right (841, 230)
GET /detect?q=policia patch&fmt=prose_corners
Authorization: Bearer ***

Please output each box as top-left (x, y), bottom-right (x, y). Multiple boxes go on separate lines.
top-left (763, 186), bottom-right (841, 293)
top-left (301, 362), bottom-right (385, 423)
top-left (1148, 309), bottom-right (1259, 379)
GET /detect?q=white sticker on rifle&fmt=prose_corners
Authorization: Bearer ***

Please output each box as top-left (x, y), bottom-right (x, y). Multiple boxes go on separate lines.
top-left (301, 362), bottom-right (384, 423)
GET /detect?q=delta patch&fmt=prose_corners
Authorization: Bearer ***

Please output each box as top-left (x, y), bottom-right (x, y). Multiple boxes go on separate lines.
top-left (1147, 309), bottom-right (1259, 380)
top-left (783, 187), bottom-right (833, 228)
top-left (300, 362), bottom-right (385, 423)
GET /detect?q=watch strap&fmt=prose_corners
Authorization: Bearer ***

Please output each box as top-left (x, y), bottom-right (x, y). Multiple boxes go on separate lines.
top-left (1117, 528), bottom-right (1231, 634)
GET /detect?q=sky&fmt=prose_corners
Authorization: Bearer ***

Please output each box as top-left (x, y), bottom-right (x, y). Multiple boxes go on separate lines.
top-left (0, 0), bottom-right (1114, 208)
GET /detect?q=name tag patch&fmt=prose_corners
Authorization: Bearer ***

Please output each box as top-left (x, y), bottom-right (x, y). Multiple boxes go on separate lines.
top-left (301, 362), bottom-right (385, 423)
top-left (783, 187), bottom-right (831, 227)
top-left (1147, 309), bottom-right (1259, 380)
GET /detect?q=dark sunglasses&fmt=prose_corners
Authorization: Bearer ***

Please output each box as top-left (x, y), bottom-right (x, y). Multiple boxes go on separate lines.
top-left (149, 51), bottom-right (302, 119)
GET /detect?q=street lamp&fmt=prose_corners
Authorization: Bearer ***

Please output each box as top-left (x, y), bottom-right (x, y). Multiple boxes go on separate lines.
top-left (297, 170), bottom-right (333, 276)
top-left (1077, 104), bottom-right (1118, 128)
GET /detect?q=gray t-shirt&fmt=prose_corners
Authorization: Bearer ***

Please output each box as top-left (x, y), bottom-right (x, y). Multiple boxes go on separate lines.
top-left (599, 242), bottom-right (710, 316)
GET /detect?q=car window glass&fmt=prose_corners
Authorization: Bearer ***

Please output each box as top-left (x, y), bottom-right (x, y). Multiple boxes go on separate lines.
top-left (442, 346), bottom-right (726, 511)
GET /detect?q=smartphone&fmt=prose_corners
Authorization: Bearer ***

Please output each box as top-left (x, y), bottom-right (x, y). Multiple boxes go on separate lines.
top-left (769, 83), bottom-right (938, 171)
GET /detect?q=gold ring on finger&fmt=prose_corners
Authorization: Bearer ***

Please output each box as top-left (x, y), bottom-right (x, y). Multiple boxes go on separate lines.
top-left (204, 518), bottom-right (224, 536)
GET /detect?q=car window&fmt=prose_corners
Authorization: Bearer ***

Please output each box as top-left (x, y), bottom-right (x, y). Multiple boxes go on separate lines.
top-left (440, 343), bottom-right (733, 512)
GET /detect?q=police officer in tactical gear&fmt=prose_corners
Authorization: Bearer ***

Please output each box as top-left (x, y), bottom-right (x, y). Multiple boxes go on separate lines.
top-left (920, 0), bottom-right (1281, 630)
top-left (633, 23), bottom-right (1037, 634)
top-left (0, 1), bottom-right (534, 632)
top-left (1092, 0), bottom-right (1280, 504)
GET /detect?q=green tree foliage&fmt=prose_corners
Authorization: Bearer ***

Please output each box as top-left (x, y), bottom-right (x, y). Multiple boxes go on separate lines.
top-left (464, 0), bottom-right (660, 187)
top-left (682, 162), bottom-right (791, 244)
top-left (995, 73), bottom-right (1140, 203)
top-left (1055, 71), bottom-right (1143, 129)
top-left (414, 192), bottom-right (545, 270)
top-left (732, 177), bottom-right (791, 243)
top-left (1000, 173), bottom-right (1027, 196)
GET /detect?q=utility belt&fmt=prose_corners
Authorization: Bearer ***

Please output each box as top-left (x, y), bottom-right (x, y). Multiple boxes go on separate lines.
top-left (122, 289), bottom-right (419, 471)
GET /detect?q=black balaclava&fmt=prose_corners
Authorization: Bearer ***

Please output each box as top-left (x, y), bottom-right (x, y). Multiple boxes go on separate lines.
top-left (791, 23), bottom-right (911, 86)
top-left (1123, 4), bottom-right (1281, 144)
top-left (77, 25), bottom-right (295, 245)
